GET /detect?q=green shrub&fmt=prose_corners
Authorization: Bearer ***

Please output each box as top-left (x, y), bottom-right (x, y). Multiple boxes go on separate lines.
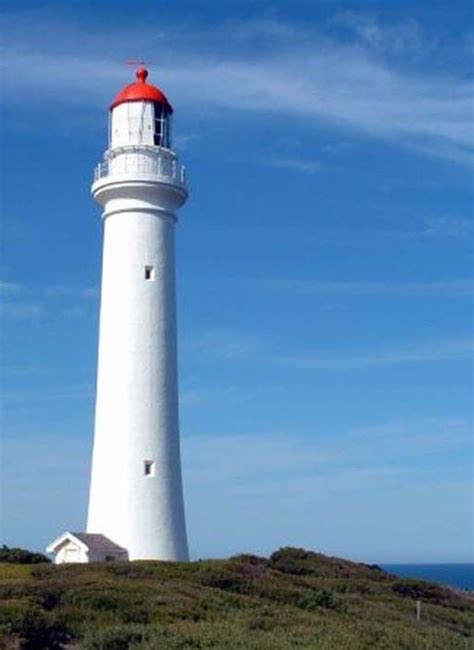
top-left (61, 586), bottom-right (152, 624)
top-left (198, 568), bottom-right (247, 593)
top-left (78, 623), bottom-right (146, 649)
top-left (0, 602), bottom-right (70, 649)
top-left (231, 555), bottom-right (268, 581)
top-left (296, 590), bottom-right (336, 610)
top-left (269, 547), bottom-right (314, 576)
top-left (392, 578), bottom-right (461, 607)
top-left (0, 546), bottom-right (50, 565)
top-left (78, 624), bottom-right (190, 650)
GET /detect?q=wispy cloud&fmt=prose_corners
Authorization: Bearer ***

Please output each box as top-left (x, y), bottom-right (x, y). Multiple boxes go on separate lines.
top-left (0, 283), bottom-right (98, 321)
top-left (0, 301), bottom-right (43, 319)
top-left (42, 285), bottom-right (98, 299)
top-left (173, 132), bottom-right (200, 151)
top-left (271, 337), bottom-right (473, 369)
top-left (185, 433), bottom-right (339, 484)
top-left (191, 328), bottom-right (472, 370)
top-left (266, 156), bottom-right (323, 174)
top-left (348, 416), bottom-right (471, 452)
top-left (412, 216), bottom-right (473, 240)
top-left (0, 280), bottom-right (21, 294)
top-left (256, 278), bottom-right (473, 297)
top-left (333, 11), bottom-right (436, 56)
top-left (183, 414), bottom-right (473, 496)
top-left (192, 329), bottom-right (261, 361)
top-left (180, 383), bottom-right (240, 408)
top-left (321, 141), bottom-right (353, 155)
top-left (1, 384), bottom-right (93, 404)
top-left (181, 414), bottom-right (472, 560)
top-left (0, 13), bottom-right (472, 164)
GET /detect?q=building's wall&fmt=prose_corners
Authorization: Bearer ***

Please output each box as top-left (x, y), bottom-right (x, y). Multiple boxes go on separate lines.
top-left (88, 549), bottom-right (129, 562)
top-left (54, 540), bottom-right (88, 564)
top-left (110, 102), bottom-right (155, 148)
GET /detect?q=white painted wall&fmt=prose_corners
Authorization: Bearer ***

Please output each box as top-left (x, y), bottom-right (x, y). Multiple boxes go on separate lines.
top-left (87, 99), bottom-right (189, 561)
top-left (111, 102), bottom-right (155, 148)
top-left (54, 539), bottom-right (88, 564)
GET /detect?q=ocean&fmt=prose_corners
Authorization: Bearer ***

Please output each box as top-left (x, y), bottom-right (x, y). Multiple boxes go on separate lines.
top-left (381, 564), bottom-right (474, 591)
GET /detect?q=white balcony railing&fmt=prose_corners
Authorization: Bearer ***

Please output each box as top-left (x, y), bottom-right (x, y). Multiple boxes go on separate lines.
top-left (93, 147), bottom-right (187, 189)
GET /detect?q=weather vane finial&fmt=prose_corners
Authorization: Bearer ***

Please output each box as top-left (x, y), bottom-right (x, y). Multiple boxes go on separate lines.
top-left (126, 59), bottom-right (146, 67)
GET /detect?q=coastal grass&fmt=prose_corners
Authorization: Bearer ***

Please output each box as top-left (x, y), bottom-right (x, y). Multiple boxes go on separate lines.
top-left (0, 547), bottom-right (472, 649)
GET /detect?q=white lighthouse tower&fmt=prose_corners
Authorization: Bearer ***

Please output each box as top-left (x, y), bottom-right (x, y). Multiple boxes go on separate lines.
top-left (85, 67), bottom-right (189, 561)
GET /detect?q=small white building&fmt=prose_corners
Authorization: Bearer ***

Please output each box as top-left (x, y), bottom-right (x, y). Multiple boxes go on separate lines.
top-left (46, 532), bottom-right (128, 564)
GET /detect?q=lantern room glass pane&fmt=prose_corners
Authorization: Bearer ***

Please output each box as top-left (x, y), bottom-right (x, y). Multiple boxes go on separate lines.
top-left (154, 103), bottom-right (163, 146)
top-left (153, 103), bottom-right (171, 148)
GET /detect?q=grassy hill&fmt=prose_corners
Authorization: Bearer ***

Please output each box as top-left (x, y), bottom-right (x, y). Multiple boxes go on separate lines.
top-left (0, 547), bottom-right (472, 649)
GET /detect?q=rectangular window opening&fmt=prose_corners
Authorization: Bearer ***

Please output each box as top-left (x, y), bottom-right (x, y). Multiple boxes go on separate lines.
top-left (144, 265), bottom-right (155, 281)
top-left (144, 460), bottom-right (155, 476)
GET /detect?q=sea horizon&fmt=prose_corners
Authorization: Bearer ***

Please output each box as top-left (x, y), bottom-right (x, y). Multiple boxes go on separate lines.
top-left (381, 563), bottom-right (474, 591)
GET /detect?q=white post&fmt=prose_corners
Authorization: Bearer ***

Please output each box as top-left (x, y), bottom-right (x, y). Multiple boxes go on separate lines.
top-left (416, 600), bottom-right (421, 621)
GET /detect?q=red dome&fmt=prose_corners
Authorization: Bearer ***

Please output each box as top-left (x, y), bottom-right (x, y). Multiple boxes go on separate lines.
top-left (110, 68), bottom-right (173, 112)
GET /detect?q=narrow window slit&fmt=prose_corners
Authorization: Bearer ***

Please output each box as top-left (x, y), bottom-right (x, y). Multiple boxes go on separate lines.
top-left (144, 266), bottom-right (155, 281)
top-left (144, 460), bottom-right (155, 476)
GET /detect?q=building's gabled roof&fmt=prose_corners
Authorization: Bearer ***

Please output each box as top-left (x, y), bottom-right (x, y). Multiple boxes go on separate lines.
top-left (46, 531), bottom-right (127, 555)
top-left (71, 533), bottom-right (127, 553)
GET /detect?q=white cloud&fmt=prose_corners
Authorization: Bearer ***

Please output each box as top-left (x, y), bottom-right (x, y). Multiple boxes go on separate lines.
top-left (42, 285), bottom-right (98, 299)
top-left (321, 141), bottom-right (353, 155)
top-left (180, 383), bottom-right (240, 408)
top-left (1, 384), bottom-right (93, 404)
top-left (181, 418), bottom-right (473, 560)
top-left (0, 301), bottom-right (43, 319)
top-left (191, 328), bottom-right (473, 369)
top-left (192, 329), bottom-right (262, 361)
top-left (185, 433), bottom-right (336, 484)
top-left (415, 216), bottom-right (473, 240)
top-left (256, 278), bottom-right (474, 297)
top-left (333, 11), bottom-right (435, 55)
top-left (271, 337), bottom-right (473, 369)
top-left (266, 156), bottom-right (323, 174)
top-left (60, 306), bottom-right (88, 319)
top-left (347, 417), bottom-right (471, 453)
top-left (0, 14), bottom-right (472, 164)
top-left (0, 280), bottom-right (20, 293)
top-left (0, 284), bottom-right (98, 322)
top-left (173, 132), bottom-right (200, 151)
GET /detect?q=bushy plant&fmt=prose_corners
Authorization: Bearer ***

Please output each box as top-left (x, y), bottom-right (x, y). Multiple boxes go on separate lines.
top-left (269, 547), bottom-right (314, 575)
top-left (296, 590), bottom-right (336, 610)
top-left (0, 545), bottom-right (50, 565)
top-left (78, 623), bottom-right (146, 649)
top-left (0, 602), bottom-right (70, 649)
top-left (78, 623), bottom-right (190, 650)
top-left (391, 578), bottom-right (467, 609)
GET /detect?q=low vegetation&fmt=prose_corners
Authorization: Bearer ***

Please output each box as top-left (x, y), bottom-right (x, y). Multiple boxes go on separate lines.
top-left (0, 546), bottom-right (50, 565)
top-left (0, 547), bottom-right (472, 649)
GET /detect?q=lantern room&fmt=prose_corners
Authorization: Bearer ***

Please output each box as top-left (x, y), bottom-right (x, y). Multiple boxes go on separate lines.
top-left (109, 68), bottom-right (173, 149)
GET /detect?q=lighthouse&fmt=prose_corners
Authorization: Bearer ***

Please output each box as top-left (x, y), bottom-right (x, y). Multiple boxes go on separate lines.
top-left (85, 67), bottom-right (189, 561)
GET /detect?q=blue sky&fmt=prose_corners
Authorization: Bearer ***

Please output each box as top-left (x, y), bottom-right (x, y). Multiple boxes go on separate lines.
top-left (0, 0), bottom-right (473, 563)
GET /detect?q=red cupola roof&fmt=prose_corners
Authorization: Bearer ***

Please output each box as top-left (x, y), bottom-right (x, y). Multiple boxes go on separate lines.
top-left (110, 68), bottom-right (173, 112)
